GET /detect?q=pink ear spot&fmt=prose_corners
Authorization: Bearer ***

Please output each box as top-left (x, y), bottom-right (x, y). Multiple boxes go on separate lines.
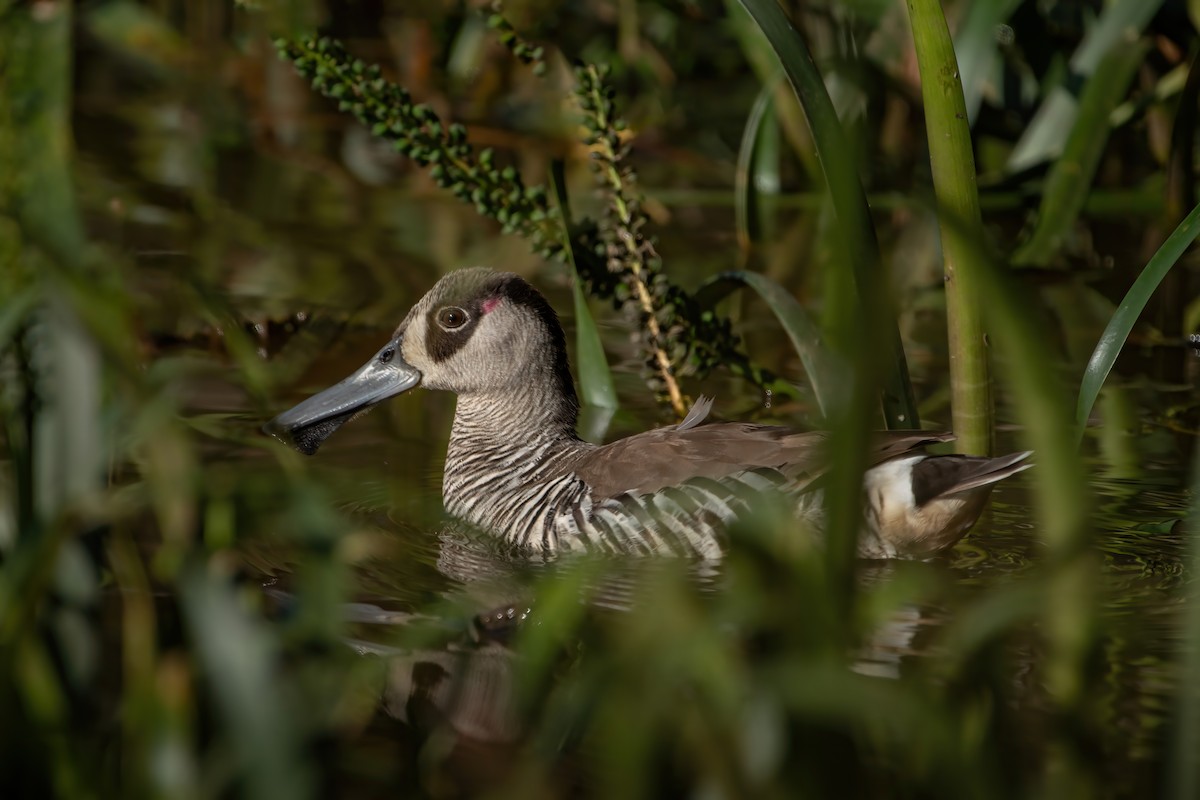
top-left (481, 296), bottom-right (502, 314)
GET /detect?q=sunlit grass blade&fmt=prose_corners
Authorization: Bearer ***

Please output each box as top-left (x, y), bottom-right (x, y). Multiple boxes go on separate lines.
top-left (695, 271), bottom-right (841, 420)
top-left (735, 78), bottom-right (781, 255)
top-left (1013, 43), bottom-right (1150, 268)
top-left (908, 0), bottom-right (992, 455)
top-left (1007, 0), bottom-right (1163, 172)
top-left (735, 0), bottom-right (918, 431)
top-left (1075, 202), bottom-right (1200, 442)
top-left (549, 160), bottom-right (617, 413)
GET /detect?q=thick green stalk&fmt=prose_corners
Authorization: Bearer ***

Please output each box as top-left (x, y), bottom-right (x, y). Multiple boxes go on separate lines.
top-left (907, 0), bottom-right (992, 455)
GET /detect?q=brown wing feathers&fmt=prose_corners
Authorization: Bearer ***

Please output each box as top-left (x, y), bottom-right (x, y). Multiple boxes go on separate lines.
top-left (567, 422), bottom-right (960, 500)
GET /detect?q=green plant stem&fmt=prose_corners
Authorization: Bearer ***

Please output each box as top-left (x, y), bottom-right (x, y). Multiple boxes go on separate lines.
top-left (907, 0), bottom-right (992, 455)
top-left (579, 65), bottom-right (686, 418)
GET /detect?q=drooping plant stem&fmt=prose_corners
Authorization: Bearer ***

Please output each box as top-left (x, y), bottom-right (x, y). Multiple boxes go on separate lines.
top-left (907, 0), bottom-right (992, 455)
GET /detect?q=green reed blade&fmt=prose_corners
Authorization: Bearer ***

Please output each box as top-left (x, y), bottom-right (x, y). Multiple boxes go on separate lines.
top-left (943, 211), bottom-right (1095, 791)
top-left (550, 160), bottom-right (618, 412)
top-left (1075, 201), bottom-right (1200, 443)
top-left (182, 567), bottom-right (314, 800)
top-left (725, 0), bottom-right (819, 180)
top-left (735, 78), bottom-right (782, 254)
top-left (933, 208), bottom-right (1087, 551)
top-left (908, 0), bottom-right (993, 455)
top-left (696, 270), bottom-right (841, 421)
top-left (3, 4), bottom-right (104, 520)
top-left (735, 0), bottom-right (918, 432)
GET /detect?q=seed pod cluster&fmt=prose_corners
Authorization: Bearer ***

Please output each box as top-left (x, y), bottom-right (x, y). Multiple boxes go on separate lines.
top-left (276, 37), bottom-right (562, 257)
top-left (276, 33), bottom-right (774, 408)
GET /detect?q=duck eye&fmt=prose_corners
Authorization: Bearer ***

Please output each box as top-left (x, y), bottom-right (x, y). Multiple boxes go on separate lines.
top-left (437, 307), bottom-right (469, 329)
top-left (379, 347), bottom-right (395, 364)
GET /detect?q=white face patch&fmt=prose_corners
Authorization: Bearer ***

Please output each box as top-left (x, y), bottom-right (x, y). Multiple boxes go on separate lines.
top-left (400, 296), bottom-right (542, 394)
top-left (399, 309), bottom-right (431, 370)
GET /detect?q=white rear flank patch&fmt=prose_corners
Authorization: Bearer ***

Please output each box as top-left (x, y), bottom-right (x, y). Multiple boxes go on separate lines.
top-left (863, 456), bottom-right (922, 515)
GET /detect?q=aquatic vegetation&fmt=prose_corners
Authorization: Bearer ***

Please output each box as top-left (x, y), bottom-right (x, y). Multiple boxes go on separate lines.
top-left (1, 1), bottom-right (1199, 798)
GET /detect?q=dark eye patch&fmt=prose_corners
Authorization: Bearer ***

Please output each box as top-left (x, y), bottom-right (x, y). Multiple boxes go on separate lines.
top-left (426, 302), bottom-right (481, 362)
top-left (379, 347), bottom-right (395, 364)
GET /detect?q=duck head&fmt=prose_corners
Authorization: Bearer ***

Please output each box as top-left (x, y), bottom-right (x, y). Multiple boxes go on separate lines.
top-left (266, 268), bottom-right (577, 454)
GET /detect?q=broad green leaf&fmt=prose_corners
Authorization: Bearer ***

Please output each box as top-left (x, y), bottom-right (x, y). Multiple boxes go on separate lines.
top-left (1075, 202), bottom-right (1200, 442)
top-left (696, 270), bottom-right (842, 421)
